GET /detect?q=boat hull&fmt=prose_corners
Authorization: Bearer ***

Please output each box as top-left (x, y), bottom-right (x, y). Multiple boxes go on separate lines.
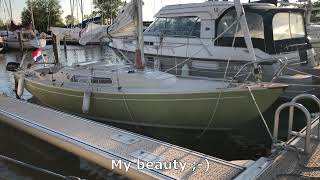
top-left (5, 39), bottom-right (46, 50)
top-left (23, 78), bottom-right (284, 130)
top-left (112, 48), bottom-right (320, 99)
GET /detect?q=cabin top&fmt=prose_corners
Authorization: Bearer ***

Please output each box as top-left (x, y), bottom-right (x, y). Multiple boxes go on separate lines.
top-left (155, 1), bottom-right (303, 19)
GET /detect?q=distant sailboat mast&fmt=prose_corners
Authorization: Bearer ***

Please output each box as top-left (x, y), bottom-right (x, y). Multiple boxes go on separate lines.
top-left (29, 0), bottom-right (36, 31)
top-left (8, 0), bottom-right (12, 21)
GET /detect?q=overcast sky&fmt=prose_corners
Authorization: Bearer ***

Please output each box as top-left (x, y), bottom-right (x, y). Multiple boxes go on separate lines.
top-left (0, 0), bottom-right (201, 23)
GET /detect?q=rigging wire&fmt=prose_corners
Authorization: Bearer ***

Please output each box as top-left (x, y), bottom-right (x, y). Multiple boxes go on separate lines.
top-left (198, 18), bottom-right (241, 138)
top-left (248, 86), bottom-right (273, 140)
top-left (8, 0), bottom-right (12, 21)
top-left (3, 0), bottom-right (11, 21)
top-left (164, 16), bottom-right (240, 74)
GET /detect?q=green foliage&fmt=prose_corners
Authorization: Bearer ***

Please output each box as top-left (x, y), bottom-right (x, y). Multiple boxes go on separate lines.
top-left (0, 19), bottom-right (3, 27)
top-left (312, 0), bottom-right (320, 23)
top-left (21, 0), bottom-right (63, 32)
top-left (92, 0), bottom-right (124, 24)
top-left (65, 15), bottom-right (79, 26)
top-left (84, 14), bottom-right (96, 21)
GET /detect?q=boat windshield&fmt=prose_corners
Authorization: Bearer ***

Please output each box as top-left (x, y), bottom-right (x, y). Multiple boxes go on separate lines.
top-left (217, 10), bottom-right (264, 39)
top-left (215, 10), bottom-right (266, 51)
top-left (144, 16), bottom-right (201, 37)
top-left (272, 12), bottom-right (305, 40)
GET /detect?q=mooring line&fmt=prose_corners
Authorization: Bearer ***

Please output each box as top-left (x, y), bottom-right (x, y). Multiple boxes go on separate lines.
top-left (247, 86), bottom-right (273, 140)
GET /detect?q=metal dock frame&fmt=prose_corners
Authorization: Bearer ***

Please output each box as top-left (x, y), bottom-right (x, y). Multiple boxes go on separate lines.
top-left (0, 95), bottom-right (244, 179)
top-left (235, 94), bottom-right (320, 180)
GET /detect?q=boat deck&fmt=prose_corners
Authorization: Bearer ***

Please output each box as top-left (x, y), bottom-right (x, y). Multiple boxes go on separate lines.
top-left (238, 118), bottom-right (320, 180)
top-left (0, 94), bottom-right (245, 179)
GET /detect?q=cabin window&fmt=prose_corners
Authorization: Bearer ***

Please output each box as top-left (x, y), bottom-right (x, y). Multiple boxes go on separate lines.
top-left (217, 10), bottom-right (264, 39)
top-left (23, 33), bottom-right (30, 39)
top-left (144, 16), bottom-right (201, 37)
top-left (273, 13), bottom-right (305, 40)
top-left (71, 75), bottom-right (113, 84)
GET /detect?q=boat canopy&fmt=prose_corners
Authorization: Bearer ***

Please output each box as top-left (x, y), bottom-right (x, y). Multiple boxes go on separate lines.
top-left (215, 6), bottom-right (308, 54)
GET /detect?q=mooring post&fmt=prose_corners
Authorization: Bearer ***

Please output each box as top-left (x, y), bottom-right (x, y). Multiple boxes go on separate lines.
top-left (63, 37), bottom-right (67, 51)
top-left (63, 37), bottom-right (67, 58)
top-left (17, 31), bottom-right (23, 53)
top-left (52, 33), bottom-right (60, 64)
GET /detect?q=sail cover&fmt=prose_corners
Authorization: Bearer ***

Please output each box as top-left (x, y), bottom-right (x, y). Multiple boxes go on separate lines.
top-left (79, 23), bottom-right (108, 45)
top-left (108, 0), bottom-right (137, 37)
top-left (50, 27), bottom-right (81, 40)
top-left (79, 1), bottom-right (137, 45)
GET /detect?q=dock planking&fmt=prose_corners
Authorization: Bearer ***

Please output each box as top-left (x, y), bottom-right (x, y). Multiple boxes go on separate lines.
top-left (0, 94), bottom-right (245, 179)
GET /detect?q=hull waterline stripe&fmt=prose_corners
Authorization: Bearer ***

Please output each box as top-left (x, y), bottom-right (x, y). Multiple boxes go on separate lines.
top-left (27, 81), bottom-right (247, 101)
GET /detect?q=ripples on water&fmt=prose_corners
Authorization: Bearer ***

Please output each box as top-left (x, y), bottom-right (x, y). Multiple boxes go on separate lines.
top-left (0, 45), bottom-right (312, 179)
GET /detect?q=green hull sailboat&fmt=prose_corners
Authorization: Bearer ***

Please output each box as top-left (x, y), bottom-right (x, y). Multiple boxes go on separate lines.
top-left (14, 64), bottom-right (286, 130)
top-left (12, 0), bottom-right (286, 132)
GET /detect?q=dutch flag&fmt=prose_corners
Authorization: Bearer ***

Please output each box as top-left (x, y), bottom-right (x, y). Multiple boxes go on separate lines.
top-left (33, 48), bottom-right (45, 63)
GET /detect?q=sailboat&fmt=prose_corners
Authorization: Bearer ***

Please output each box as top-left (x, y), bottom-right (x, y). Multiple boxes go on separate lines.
top-left (12, 0), bottom-right (286, 131)
top-left (105, 1), bottom-right (317, 79)
top-left (3, 0), bottom-right (46, 50)
top-left (4, 29), bottom-right (46, 50)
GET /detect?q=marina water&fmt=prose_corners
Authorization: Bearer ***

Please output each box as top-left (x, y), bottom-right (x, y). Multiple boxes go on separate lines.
top-left (0, 45), bottom-right (313, 179)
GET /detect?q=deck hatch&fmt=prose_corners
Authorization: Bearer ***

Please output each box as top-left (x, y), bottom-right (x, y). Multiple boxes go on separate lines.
top-left (111, 133), bottom-right (140, 145)
top-left (130, 150), bottom-right (163, 162)
top-left (71, 75), bottom-right (112, 84)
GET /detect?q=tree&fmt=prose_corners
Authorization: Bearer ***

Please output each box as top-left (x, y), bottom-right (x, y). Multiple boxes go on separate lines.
top-left (0, 19), bottom-right (3, 27)
top-left (65, 15), bottom-right (79, 26)
top-left (84, 14), bottom-right (96, 21)
top-left (92, 0), bottom-right (124, 25)
top-left (21, 0), bottom-right (64, 33)
top-left (311, 0), bottom-right (320, 23)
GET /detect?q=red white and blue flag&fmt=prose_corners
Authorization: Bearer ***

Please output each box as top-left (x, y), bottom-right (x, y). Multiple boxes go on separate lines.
top-left (33, 48), bottom-right (45, 63)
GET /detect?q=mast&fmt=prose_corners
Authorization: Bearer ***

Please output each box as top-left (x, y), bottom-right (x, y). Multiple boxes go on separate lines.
top-left (8, 0), bottom-right (12, 21)
top-left (30, 0), bottom-right (35, 31)
top-left (80, 0), bottom-right (83, 28)
top-left (234, 0), bottom-right (261, 81)
top-left (134, 0), bottom-right (145, 69)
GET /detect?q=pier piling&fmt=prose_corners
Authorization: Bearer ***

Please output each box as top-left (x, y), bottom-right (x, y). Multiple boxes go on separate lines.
top-left (17, 31), bottom-right (23, 53)
top-left (52, 33), bottom-right (60, 64)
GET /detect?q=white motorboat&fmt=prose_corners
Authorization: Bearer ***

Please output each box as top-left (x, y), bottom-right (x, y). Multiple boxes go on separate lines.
top-left (107, 1), bottom-right (318, 81)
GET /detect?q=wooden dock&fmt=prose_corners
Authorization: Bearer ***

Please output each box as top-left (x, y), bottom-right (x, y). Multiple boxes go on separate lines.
top-left (0, 94), bottom-right (248, 179)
